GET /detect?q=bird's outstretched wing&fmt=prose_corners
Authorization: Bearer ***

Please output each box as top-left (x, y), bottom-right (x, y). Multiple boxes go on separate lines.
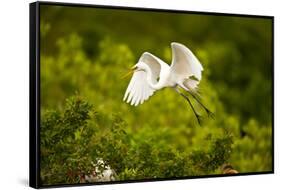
top-left (170, 42), bottom-right (203, 90)
top-left (123, 70), bottom-right (155, 106)
top-left (123, 52), bottom-right (162, 106)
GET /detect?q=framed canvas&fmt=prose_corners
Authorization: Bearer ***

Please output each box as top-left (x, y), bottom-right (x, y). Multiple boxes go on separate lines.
top-left (29, 1), bottom-right (274, 188)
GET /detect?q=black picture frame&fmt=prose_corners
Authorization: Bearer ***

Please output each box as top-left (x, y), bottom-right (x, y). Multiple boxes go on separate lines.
top-left (29, 1), bottom-right (274, 189)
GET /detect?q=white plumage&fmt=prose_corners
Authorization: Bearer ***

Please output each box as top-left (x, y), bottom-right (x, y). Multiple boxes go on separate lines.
top-left (123, 42), bottom-right (203, 106)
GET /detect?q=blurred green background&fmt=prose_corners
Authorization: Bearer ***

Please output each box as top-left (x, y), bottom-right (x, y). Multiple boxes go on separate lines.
top-left (39, 4), bottom-right (273, 185)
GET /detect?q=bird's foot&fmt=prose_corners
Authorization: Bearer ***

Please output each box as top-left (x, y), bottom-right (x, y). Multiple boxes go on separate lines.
top-left (205, 109), bottom-right (215, 119)
top-left (195, 114), bottom-right (203, 126)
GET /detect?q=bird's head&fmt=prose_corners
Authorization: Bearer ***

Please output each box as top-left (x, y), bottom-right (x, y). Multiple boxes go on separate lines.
top-left (134, 62), bottom-right (150, 72)
top-left (122, 63), bottom-right (146, 79)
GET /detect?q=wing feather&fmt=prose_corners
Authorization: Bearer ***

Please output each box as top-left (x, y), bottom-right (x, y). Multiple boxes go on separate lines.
top-left (136, 84), bottom-right (144, 106)
top-left (131, 78), bottom-right (140, 105)
top-left (133, 84), bottom-right (141, 106)
top-left (170, 42), bottom-right (203, 84)
top-left (126, 76), bottom-right (136, 103)
top-left (139, 52), bottom-right (161, 85)
top-left (124, 70), bottom-right (156, 106)
top-left (124, 52), bottom-right (166, 106)
top-left (123, 75), bottom-right (134, 101)
top-left (127, 80), bottom-right (137, 103)
top-left (123, 51), bottom-right (171, 106)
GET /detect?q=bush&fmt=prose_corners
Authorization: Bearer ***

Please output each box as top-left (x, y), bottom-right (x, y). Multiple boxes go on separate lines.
top-left (41, 96), bottom-right (233, 185)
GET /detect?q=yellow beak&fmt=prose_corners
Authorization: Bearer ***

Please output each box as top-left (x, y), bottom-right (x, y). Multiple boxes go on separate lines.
top-left (122, 66), bottom-right (137, 79)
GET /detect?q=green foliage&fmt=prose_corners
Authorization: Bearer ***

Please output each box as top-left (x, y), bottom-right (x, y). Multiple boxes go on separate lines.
top-left (230, 119), bottom-right (272, 172)
top-left (41, 96), bottom-right (95, 184)
top-left (39, 5), bottom-right (273, 185)
top-left (41, 96), bottom-right (233, 185)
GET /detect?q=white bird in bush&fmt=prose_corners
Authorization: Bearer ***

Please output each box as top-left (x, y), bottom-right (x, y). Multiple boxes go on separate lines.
top-left (82, 159), bottom-right (115, 183)
top-left (123, 42), bottom-right (213, 124)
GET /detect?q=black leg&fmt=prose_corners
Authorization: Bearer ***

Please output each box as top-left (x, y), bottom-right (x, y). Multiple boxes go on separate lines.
top-left (175, 88), bottom-right (202, 125)
top-left (186, 89), bottom-right (215, 119)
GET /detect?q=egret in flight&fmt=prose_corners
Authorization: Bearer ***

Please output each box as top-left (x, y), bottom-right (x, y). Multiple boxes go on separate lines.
top-left (123, 42), bottom-right (213, 124)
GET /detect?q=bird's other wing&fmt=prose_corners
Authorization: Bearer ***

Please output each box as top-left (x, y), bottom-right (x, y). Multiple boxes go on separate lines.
top-left (170, 42), bottom-right (203, 82)
top-left (123, 52), bottom-right (163, 106)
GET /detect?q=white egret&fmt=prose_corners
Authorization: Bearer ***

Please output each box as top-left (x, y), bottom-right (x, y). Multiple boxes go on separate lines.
top-left (123, 42), bottom-right (213, 124)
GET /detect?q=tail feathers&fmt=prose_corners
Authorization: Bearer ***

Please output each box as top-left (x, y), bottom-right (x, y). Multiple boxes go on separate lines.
top-left (183, 78), bottom-right (199, 91)
top-left (178, 80), bottom-right (201, 99)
